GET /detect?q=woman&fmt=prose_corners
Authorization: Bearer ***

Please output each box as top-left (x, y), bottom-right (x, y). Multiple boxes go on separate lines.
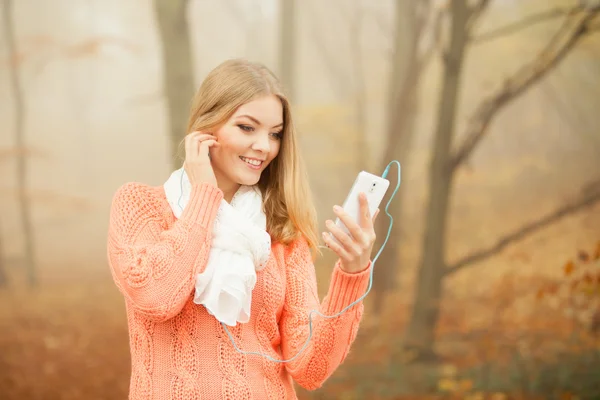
top-left (107, 58), bottom-right (378, 399)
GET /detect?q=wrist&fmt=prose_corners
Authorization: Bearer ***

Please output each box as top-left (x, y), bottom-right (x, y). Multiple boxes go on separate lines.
top-left (339, 260), bottom-right (371, 274)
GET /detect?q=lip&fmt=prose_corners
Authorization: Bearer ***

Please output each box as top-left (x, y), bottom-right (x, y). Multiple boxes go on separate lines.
top-left (239, 156), bottom-right (264, 170)
top-left (240, 156), bottom-right (266, 162)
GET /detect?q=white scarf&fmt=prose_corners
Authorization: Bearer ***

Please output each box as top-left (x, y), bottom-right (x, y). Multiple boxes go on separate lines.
top-left (163, 168), bottom-right (271, 326)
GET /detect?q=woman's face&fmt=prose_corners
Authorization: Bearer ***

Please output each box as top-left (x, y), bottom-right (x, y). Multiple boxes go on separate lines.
top-left (210, 94), bottom-right (284, 195)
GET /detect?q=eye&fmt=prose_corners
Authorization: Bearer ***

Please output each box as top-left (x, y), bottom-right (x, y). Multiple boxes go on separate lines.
top-left (270, 131), bottom-right (283, 140)
top-left (238, 124), bottom-right (254, 132)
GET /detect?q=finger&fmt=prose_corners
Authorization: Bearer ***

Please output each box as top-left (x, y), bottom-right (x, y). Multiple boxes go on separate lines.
top-left (326, 219), bottom-right (362, 256)
top-left (372, 208), bottom-right (380, 223)
top-left (199, 138), bottom-right (219, 152)
top-left (185, 131), bottom-right (209, 146)
top-left (201, 139), bottom-right (220, 148)
top-left (190, 134), bottom-right (217, 147)
top-left (187, 130), bottom-right (214, 138)
top-left (196, 133), bottom-right (217, 141)
top-left (186, 131), bottom-right (215, 142)
top-left (322, 231), bottom-right (352, 260)
top-left (189, 134), bottom-right (217, 158)
top-left (358, 192), bottom-right (373, 230)
top-left (333, 204), bottom-right (366, 243)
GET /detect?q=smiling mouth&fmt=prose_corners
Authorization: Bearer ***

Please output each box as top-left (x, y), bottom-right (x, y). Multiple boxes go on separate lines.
top-left (240, 156), bottom-right (264, 168)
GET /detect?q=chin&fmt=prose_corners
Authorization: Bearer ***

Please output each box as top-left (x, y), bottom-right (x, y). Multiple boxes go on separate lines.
top-left (234, 169), bottom-right (263, 186)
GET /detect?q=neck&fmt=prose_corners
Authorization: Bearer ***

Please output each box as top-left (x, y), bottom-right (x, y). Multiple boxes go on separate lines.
top-left (216, 177), bottom-right (241, 203)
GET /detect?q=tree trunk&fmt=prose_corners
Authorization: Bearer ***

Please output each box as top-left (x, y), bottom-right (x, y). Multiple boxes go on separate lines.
top-left (349, 8), bottom-right (367, 171)
top-left (3, 0), bottom-right (36, 286)
top-left (403, 0), bottom-right (469, 360)
top-left (372, 0), bottom-right (421, 312)
top-left (153, 0), bottom-right (195, 168)
top-left (0, 219), bottom-right (7, 288)
top-left (279, 0), bottom-right (295, 102)
top-left (372, 67), bottom-right (419, 313)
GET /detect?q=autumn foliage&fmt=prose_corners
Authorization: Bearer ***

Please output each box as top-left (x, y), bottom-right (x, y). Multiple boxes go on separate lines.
top-left (0, 241), bottom-right (598, 400)
top-left (536, 241), bottom-right (600, 335)
top-left (296, 242), bottom-right (600, 400)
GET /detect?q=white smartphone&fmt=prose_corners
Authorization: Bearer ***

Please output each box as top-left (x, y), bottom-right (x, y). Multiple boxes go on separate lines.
top-left (330, 171), bottom-right (390, 246)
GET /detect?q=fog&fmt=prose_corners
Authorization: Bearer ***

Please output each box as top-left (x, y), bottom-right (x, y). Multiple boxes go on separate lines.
top-left (1, 0), bottom-right (600, 399)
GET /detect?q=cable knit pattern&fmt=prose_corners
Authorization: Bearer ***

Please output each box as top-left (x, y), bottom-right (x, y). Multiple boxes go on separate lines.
top-left (218, 323), bottom-right (252, 399)
top-left (107, 181), bottom-right (371, 399)
top-left (169, 307), bottom-right (203, 399)
top-left (129, 312), bottom-right (154, 400)
top-left (256, 258), bottom-right (287, 400)
top-left (279, 239), bottom-right (371, 391)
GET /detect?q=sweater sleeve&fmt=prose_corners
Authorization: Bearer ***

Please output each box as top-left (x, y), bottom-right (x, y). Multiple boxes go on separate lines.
top-left (279, 237), bottom-right (371, 390)
top-left (106, 181), bottom-right (223, 322)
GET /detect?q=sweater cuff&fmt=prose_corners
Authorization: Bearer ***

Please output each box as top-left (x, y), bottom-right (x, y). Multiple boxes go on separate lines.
top-left (179, 183), bottom-right (223, 229)
top-left (324, 260), bottom-right (372, 315)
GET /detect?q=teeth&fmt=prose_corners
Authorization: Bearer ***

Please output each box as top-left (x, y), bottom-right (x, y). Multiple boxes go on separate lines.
top-left (241, 156), bottom-right (262, 166)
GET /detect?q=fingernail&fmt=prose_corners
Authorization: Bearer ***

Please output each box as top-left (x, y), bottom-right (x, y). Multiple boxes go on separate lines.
top-left (333, 205), bottom-right (341, 212)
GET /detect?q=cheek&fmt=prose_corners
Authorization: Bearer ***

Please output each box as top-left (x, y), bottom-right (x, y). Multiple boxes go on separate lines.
top-left (215, 129), bottom-right (244, 155)
top-left (211, 139), bottom-right (238, 166)
top-left (270, 141), bottom-right (281, 160)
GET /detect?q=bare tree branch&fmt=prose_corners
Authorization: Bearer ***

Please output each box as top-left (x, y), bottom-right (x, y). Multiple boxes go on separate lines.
top-left (466, 0), bottom-right (491, 30)
top-left (469, 0), bottom-right (491, 18)
top-left (414, 0), bottom-right (431, 35)
top-left (3, 0), bottom-right (37, 286)
top-left (450, 7), bottom-right (598, 170)
top-left (415, 0), bottom-right (432, 26)
top-left (582, 178), bottom-right (600, 196)
top-left (416, 7), bottom-right (444, 70)
top-left (445, 186), bottom-right (600, 276)
top-left (579, 0), bottom-right (600, 12)
top-left (471, 7), bottom-right (573, 43)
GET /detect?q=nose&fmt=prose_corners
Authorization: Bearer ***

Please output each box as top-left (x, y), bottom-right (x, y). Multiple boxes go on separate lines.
top-left (251, 132), bottom-right (271, 153)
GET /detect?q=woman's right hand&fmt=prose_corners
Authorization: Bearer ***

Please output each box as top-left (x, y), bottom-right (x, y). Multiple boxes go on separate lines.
top-left (184, 131), bottom-right (220, 187)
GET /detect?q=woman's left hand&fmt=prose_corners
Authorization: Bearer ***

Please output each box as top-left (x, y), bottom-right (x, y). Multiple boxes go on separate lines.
top-left (322, 193), bottom-right (380, 274)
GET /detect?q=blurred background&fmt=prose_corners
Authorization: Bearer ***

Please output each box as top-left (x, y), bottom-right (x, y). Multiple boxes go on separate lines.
top-left (1, 0), bottom-right (599, 399)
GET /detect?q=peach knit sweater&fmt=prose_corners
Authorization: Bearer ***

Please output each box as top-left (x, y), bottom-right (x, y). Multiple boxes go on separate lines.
top-left (106, 181), bottom-right (371, 399)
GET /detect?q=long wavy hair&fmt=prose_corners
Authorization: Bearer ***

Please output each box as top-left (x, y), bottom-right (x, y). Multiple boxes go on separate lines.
top-left (182, 59), bottom-right (319, 252)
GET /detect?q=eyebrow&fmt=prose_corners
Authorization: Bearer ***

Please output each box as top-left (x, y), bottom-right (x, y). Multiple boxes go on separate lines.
top-left (237, 114), bottom-right (283, 129)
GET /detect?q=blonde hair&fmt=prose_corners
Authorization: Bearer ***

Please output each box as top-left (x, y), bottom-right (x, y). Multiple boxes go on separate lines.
top-left (183, 59), bottom-right (319, 253)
